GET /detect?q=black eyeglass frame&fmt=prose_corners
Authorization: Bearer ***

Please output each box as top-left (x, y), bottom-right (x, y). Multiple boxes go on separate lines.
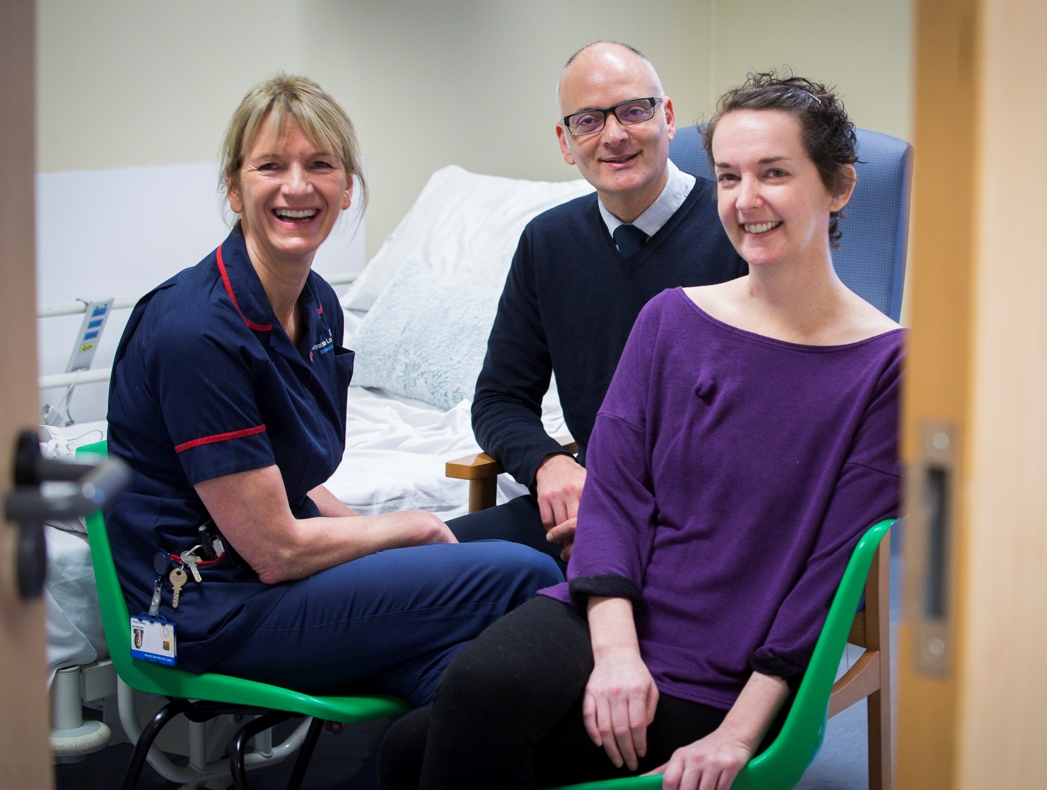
top-left (561, 97), bottom-right (664, 136)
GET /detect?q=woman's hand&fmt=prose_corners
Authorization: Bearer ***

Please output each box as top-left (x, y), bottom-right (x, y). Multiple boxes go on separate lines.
top-left (649, 729), bottom-right (752, 790)
top-left (196, 468), bottom-right (456, 584)
top-left (584, 597), bottom-right (659, 771)
top-left (366, 508), bottom-right (458, 550)
top-left (584, 641), bottom-right (659, 770)
top-left (645, 672), bottom-right (791, 790)
top-left (310, 484), bottom-right (457, 547)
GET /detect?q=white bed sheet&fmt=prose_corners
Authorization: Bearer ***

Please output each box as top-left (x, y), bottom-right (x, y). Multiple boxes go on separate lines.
top-left (331, 306), bottom-right (567, 519)
top-left (43, 420), bottom-right (109, 684)
top-left (330, 380), bottom-right (569, 518)
top-left (328, 383), bottom-right (566, 519)
top-left (46, 526), bottom-right (107, 684)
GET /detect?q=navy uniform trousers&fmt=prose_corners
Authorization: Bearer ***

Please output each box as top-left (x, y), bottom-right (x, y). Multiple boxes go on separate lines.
top-left (210, 540), bottom-right (561, 707)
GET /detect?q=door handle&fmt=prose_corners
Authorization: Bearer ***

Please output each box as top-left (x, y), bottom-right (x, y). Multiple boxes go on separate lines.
top-left (4, 429), bottom-right (130, 599)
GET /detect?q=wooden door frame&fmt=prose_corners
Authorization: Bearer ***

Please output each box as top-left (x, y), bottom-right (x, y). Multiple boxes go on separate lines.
top-left (0, 0), bottom-right (54, 784)
top-left (899, 0), bottom-right (1047, 786)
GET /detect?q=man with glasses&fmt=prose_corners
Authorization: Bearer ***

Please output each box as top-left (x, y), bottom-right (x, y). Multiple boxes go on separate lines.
top-left (449, 42), bottom-right (745, 566)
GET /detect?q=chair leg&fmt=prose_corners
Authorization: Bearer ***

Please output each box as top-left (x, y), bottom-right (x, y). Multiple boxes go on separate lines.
top-left (122, 698), bottom-right (192, 790)
top-left (865, 539), bottom-right (893, 790)
top-left (229, 710), bottom-right (296, 790)
top-left (468, 477), bottom-right (498, 512)
top-left (868, 686), bottom-right (893, 790)
top-left (286, 717), bottom-right (325, 790)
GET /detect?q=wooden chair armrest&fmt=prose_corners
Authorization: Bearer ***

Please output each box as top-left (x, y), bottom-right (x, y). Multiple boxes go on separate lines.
top-left (444, 435), bottom-right (578, 481)
top-left (446, 452), bottom-right (503, 480)
top-left (445, 435), bottom-right (578, 514)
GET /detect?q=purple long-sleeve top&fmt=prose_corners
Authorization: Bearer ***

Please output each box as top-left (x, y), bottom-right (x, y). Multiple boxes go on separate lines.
top-left (540, 288), bottom-right (903, 710)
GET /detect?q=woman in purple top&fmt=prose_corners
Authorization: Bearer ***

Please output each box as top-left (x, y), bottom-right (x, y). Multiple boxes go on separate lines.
top-left (378, 71), bottom-right (904, 790)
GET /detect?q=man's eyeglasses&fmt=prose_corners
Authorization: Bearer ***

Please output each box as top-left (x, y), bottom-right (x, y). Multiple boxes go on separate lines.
top-left (562, 97), bottom-right (663, 136)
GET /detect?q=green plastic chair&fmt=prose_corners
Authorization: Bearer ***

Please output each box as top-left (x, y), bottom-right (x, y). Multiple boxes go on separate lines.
top-left (77, 441), bottom-right (411, 790)
top-left (546, 518), bottom-right (895, 790)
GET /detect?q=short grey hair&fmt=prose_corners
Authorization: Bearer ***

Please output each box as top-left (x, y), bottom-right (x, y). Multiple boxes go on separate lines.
top-left (556, 41), bottom-right (664, 115)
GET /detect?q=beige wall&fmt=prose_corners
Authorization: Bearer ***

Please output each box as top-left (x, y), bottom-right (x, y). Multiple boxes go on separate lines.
top-left (712, 0), bottom-right (912, 139)
top-left (37, 0), bottom-right (911, 257)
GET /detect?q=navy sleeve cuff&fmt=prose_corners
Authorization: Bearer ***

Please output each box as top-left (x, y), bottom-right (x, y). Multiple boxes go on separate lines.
top-left (569, 574), bottom-right (645, 615)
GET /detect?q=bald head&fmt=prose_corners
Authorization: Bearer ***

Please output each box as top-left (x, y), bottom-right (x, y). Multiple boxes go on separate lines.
top-left (557, 42), bottom-right (664, 116)
top-left (554, 41), bottom-right (675, 223)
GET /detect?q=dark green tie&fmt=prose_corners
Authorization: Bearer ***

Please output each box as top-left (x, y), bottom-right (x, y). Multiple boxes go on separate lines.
top-left (613, 224), bottom-right (648, 257)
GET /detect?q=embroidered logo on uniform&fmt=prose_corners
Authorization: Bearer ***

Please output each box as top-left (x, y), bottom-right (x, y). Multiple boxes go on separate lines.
top-left (310, 329), bottom-right (334, 360)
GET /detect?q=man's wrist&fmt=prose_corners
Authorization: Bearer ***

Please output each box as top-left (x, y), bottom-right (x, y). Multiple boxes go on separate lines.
top-left (538, 451), bottom-right (578, 473)
top-left (535, 452), bottom-right (580, 492)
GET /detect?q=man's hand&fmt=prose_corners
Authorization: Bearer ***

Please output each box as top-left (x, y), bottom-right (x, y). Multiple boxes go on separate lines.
top-left (535, 453), bottom-right (587, 559)
top-left (546, 518), bottom-right (577, 561)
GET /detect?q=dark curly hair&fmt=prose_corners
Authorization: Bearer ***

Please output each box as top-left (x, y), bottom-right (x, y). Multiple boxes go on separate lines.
top-left (703, 70), bottom-right (858, 247)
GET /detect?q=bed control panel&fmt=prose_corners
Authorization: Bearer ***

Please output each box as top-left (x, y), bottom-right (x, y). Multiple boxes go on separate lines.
top-left (65, 298), bottom-right (114, 374)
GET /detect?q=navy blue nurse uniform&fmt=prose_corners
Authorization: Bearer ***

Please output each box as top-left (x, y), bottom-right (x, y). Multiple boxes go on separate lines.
top-left (106, 230), bottom-right (560, 706)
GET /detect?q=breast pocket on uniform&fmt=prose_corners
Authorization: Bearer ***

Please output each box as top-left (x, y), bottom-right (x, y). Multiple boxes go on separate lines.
top-left (335, 346), bottom-right (355, 390)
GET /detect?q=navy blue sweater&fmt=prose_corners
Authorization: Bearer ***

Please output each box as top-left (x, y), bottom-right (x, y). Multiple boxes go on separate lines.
top-left (472, 177), bottom-right (746, 487)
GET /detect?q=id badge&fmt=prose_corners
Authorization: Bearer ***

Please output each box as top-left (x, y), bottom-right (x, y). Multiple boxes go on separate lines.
top-left (130, 615), bottom-right (177, 666)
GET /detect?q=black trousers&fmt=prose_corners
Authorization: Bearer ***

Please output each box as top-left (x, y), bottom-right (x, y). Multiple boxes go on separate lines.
top-left (447, 494), bottom-right (568, 572)
top-left (377, 596), bottom-right (783, 790)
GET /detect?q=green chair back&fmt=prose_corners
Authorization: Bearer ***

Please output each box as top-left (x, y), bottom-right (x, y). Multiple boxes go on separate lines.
top-left (77, 440), bottom-right (410, 723)
top-left (546, 518), bottom-right (895, 790)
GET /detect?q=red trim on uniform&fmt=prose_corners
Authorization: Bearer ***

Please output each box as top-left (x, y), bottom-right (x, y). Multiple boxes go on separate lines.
top-left (216, 243), bottom-right (273, 332)
top-left (317, 304), bottom-right (323, 315)
top-left (174, 424), bottom-right (267, 453)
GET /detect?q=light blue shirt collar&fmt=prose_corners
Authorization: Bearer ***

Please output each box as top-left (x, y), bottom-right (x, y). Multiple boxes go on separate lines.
top-left (598, 160), bottom-right (696, 242)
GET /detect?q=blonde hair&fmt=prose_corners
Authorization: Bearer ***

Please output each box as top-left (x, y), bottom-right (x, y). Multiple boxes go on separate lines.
top-left (220, 74), bottom-right (367, 211)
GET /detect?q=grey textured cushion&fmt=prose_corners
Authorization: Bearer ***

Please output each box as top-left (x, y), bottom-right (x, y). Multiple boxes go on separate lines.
top-left (349, 261), bottom-right (498, 410)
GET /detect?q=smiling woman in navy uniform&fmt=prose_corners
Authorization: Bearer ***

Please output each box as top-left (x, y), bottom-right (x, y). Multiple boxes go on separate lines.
top-left (105, 75), bottom-right (561, 706)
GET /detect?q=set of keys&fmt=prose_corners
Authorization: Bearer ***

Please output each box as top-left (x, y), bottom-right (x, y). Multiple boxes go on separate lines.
top-left (151, 547), bottom-right (208, 612)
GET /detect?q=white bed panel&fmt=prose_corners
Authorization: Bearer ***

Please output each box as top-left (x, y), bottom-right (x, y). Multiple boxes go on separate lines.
top-left (329, 382), bottom-right (566, 519)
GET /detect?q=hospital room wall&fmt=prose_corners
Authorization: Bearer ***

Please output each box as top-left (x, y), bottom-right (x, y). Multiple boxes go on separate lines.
top-left (37, 0), bottom-right (912, 261)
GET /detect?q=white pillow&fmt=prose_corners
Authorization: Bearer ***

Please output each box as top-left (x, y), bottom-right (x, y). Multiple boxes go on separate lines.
top-left (349, 261), bottom-right (499, 410)
top-left (342, 165), bottom-right (595, 311)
